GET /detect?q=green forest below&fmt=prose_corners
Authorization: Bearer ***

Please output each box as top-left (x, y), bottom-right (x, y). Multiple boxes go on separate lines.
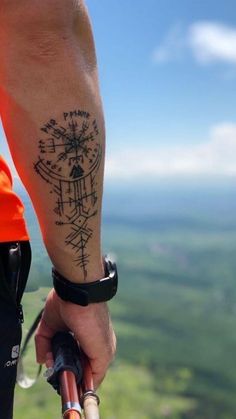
top-left (14, 181), bottom-right (236, 418)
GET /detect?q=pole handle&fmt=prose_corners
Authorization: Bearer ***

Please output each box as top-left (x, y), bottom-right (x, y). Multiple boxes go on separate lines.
top-left (83, 396), bottom-right (100, 419)
top-left (48, 332), bottom-right (83, 394)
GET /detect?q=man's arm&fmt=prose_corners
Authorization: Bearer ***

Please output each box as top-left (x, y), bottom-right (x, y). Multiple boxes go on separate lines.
top-left (0, 0), bottom-right (116, 388)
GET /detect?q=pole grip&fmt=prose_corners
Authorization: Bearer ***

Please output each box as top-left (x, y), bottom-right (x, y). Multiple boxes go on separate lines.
top-left (48, 332), bottom-right (83, 394)
top-left (48, 332), bottom-right (100, 419)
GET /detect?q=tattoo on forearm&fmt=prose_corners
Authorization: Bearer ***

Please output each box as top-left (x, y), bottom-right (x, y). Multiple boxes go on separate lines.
top-left (34, 110), bottom-right (102, 280)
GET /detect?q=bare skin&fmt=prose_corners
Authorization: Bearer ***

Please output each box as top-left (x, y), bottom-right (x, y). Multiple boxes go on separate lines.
top-left (0, 0), bottom-right (116, 388)
top-left (35, 291), bottom-right (115, 388)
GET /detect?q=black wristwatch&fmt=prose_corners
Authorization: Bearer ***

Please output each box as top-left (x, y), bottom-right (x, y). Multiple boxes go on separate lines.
top-left (52, 256), bottom-right (118, 307)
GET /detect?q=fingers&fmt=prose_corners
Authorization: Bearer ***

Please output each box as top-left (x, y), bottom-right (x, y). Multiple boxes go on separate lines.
top-left (91, 351), bottom-right (114, 389)
top-left (65, 302), bottom-right (116, 389)
top-left (45, 351), bottom-right (54, 368)
top-left (34, 289), bottom-right (65, 364)
top-left (93, 372), bottom-right (106, 391)
top-left (34, 290), bottom-right (117, 390)
top-left (85, 329), bottom-right (117, 389)
top-left (82, 351), bottom-right (112, 390)
top-left (34, 318), bottom-right (55, 364)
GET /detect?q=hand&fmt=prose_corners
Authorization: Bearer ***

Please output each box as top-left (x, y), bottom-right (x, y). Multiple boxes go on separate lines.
top-left (35, 288), bottom-right (116, 389)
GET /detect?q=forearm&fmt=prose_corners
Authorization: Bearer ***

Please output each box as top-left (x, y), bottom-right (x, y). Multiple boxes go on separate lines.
top-left (0, 1), bottom-right (105, 283)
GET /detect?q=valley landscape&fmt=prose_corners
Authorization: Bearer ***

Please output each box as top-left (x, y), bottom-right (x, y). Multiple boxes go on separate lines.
top-left (14, 179), bottom-right (236, 419)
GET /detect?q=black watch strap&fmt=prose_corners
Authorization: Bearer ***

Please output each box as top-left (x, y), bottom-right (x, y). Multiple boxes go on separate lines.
top-left (52, 256), bottom-right (118, 306)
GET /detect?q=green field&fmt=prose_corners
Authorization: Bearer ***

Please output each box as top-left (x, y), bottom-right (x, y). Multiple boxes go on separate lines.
top-left (13, 181), bottom-right (236, 418)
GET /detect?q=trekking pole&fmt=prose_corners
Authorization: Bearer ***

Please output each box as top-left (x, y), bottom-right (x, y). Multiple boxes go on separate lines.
top-left (60, 369), bottom-right (81, 419)
top-left (81, 355), bottom-right (100, 419)
top-left (47, 332), bottom-right (100, 419)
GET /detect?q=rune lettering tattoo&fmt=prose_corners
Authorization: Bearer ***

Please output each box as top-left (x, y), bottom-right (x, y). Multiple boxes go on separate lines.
top-left (34, 110), bottom-right (102, 280)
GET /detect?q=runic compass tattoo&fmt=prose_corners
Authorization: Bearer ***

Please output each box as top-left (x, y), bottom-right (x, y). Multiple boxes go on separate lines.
top-left (34, 110), bottom-right (102, 280)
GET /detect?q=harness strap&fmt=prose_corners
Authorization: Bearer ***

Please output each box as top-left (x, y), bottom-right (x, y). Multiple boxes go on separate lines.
top-left (17, 309), bottom-right (43, 388)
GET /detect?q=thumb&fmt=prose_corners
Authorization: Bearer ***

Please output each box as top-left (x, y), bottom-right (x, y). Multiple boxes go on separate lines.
top-left (34, 318), bottom-right (55, 364)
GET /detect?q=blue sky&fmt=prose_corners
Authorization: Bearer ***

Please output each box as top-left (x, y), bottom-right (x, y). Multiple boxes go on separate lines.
top-left (2, 0), bottom-right (236, 181)
top-left (87, 0), bottom-right (236, 180)
top-left (89, 0), bottom-right (236, 139)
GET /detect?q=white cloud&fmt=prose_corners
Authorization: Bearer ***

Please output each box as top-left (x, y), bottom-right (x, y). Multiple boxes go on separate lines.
top-left (189, 22), bottom-right (236, 64)
top-left (105, 123), bottom-right (236, 180)
top-left (153, 21), bottom-right (236, 66)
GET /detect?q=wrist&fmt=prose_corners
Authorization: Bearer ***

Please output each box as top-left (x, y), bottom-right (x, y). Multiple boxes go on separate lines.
top-left (53, 256), bottom-right (105, 285)
top-left (52, 256), bottom-right (118, 307)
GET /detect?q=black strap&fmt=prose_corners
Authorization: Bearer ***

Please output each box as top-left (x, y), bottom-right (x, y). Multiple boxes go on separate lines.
top-left (53, 256), bottom-right (118, 306)
top-left (17, 309), bottom-right (43, 389)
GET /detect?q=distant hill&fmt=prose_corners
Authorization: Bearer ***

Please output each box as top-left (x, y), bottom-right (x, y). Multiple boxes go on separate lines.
top-left (14, 178), bottom-right (236, 418)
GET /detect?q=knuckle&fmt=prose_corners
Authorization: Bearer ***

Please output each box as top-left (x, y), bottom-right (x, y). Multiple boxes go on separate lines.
top-left (34, 331), bottom-right (43, 346)
top-left (34, 333), bottom-right (39, 344)
top-left (106, 339), bottom-right (116, 362)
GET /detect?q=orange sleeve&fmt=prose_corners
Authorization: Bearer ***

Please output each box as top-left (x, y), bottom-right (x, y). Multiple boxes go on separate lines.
top-left (0, 156), bottom-right (29, 242)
